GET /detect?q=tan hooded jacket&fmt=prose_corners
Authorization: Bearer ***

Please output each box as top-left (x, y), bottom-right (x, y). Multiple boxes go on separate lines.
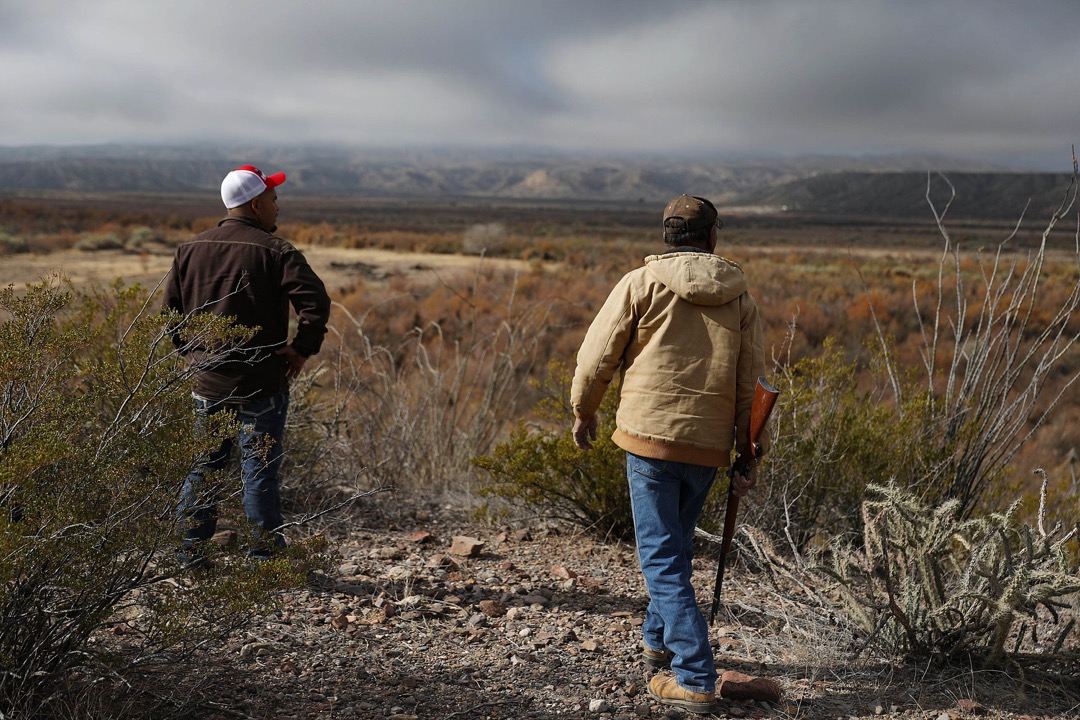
top-left (571, 248), bottom-right (765, 468)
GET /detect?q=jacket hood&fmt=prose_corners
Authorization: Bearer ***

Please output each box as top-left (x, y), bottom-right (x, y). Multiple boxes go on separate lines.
top-left (643, 250), bottom-right (748, 306)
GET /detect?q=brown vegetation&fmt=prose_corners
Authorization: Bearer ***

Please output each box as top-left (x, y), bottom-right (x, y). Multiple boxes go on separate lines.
top-left (3, 191), bottom-right (1079, 524)
top-left (2, 189), bottom-right (1078, 718)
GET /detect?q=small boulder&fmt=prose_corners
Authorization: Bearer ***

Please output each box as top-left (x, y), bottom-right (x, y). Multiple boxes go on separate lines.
top-left (211, 529), bottom-right (237, 546)
top-left (449, 536), bottom-right (485, 557)
top-left (957, 699), bottom-right (986, 715)
top-left (478, 599), bottom-right (506, 617)
top-left (551, 564), bottom-right (577, 579)
top-left (719, 670), bottom-right (782, 703)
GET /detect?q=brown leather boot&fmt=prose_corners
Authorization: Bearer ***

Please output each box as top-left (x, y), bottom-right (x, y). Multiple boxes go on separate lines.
top-left (647, 671), bottom-right (717, 714)
top-left (641, 646), bottom-right (674, 669)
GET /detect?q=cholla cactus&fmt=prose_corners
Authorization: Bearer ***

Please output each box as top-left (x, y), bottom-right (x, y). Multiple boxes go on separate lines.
top-left (820, 477), bottom-right (1079, 664)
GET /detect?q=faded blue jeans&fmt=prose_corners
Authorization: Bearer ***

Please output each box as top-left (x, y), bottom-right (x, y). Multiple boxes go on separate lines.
top-left (627, 452), bottom-right (718, 694)
top-left (177, 392), bottom-right (289, 560)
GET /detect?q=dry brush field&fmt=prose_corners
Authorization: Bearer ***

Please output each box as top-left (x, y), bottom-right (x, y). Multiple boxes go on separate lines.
top-left (1, 191), bottom-right (1079, 719)
top-left (3, 191), bottom-right (1078, 513)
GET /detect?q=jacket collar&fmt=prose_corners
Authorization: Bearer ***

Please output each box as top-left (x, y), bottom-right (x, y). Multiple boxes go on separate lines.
top-left (662, 245), bottom-right (712, 255)
top-left (218, 215), bottom-right (269, 232)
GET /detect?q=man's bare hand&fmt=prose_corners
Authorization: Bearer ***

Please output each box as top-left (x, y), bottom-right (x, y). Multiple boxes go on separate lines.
top-left (572, 415), bottom-right (598, 450)
top-left (730, 463), bottom-right (758, 498)
top-left (275, 345), bottom-right (307, 382)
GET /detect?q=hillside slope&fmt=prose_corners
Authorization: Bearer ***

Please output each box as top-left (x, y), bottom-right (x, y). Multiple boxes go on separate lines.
top-left (0, 144), bottom-right (1037, 218)
top-left (736, 171), bottom-right (1074, 220)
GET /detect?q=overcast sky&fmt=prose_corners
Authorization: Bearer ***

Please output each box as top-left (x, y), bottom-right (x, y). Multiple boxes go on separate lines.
top-left (1, 0), bottom-right (1076, 169)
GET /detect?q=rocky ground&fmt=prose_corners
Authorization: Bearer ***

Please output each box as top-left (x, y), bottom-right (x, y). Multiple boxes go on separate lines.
top-left (137, 500), bottom-right (1077, 720)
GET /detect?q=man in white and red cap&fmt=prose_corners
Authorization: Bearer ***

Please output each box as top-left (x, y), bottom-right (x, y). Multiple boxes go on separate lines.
top-left (164, 164), bottom-right (330, 567)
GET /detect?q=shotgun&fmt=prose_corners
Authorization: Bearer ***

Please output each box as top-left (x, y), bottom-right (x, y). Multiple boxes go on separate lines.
top-left (709, 376), bottom-right (779, 624)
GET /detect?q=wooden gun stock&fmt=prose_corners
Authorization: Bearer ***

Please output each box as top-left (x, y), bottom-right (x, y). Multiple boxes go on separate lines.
top-left (709, 376), bottom-right (779, 624)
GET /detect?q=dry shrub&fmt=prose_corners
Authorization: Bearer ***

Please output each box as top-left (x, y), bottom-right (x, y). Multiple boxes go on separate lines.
top-left (0, 278), bottom-right (318, 718)
top-left (753, 163), bottom-right (1080, 555)
top-left (283, 265), bottom-right (554, 514)
top-left (462, 222), bottom-right (507, 255)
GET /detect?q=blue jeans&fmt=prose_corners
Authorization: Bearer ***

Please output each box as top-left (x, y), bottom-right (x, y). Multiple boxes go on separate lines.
top-left (627, 452), bottom-right (718, 693)
top-left (178, 392), bottom-right (289, 559)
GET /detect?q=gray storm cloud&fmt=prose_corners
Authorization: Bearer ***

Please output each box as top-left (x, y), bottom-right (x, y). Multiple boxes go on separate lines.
top-left (0, 0), bottom-right (1076, 168)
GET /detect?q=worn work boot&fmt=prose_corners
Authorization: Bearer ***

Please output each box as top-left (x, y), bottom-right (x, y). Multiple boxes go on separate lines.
top-left (647, 671), bottom-right (717, 715)
top-left (641, 646), bottom-right (674, 669)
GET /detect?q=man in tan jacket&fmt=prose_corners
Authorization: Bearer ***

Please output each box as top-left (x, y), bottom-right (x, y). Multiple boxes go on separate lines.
top-left (571, 195), bottom-right (765, 714)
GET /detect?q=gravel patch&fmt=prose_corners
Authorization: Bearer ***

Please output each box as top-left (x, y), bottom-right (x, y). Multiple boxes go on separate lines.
top-left (110, 501), bottom-right (1078, 720)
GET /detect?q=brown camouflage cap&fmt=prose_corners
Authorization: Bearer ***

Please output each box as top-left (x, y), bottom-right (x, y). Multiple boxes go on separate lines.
top-left (663, 194), bottom-right (720, 233)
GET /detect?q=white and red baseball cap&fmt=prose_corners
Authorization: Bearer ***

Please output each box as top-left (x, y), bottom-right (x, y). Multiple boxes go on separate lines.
top-left (220, 165), bottom-right (286, 208)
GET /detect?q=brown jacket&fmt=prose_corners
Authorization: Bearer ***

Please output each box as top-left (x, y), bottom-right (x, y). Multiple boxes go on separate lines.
top-left (571, 248), bottom-right (765, 467)
top-left (164, 216), bottom-right (331, 401)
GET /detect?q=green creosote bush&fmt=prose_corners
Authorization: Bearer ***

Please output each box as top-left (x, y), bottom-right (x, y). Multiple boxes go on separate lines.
top-left (749, 337), bottom-right (946, 551)
top-left (473, 359), bottom-right (736, 540)
top-left (0, 231), bottom-right (29, 255)
top-left (816, 478), bottom-right (1079, 665)
top-left (473, 355), bottom-right (772, 542)
top-left (0, 277), bottom-right (324, 717)
top-left (124, 225), bottom-right (163, 252)
top-left (74, 232), bottom-right (124, 251)
top-left (473, 360), bottom-right (634, 538)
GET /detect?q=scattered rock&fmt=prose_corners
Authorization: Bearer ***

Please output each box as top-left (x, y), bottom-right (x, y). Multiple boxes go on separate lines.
top-left (449, 536), bottom-right (485, 557)
top-left (478, 599), bottom-right (506, 617)
top-left (958, 699), bottom-right (987, 715)
top-left (425, 554), bottom-right (459, 570)
top-left (239, 642), bottom-right (273, 658)
top-left (106, 504), bottom-right (1056, 720)
top-left (551, 564), bottom-right (577, 579)
top-left (719, 670), bottom-right (782, 703)
top-left (211, 529), bottom-right (237, 546)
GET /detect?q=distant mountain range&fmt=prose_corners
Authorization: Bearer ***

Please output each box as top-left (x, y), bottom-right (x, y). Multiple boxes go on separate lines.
top-left (0, 144), bottom-right (1073, 220)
